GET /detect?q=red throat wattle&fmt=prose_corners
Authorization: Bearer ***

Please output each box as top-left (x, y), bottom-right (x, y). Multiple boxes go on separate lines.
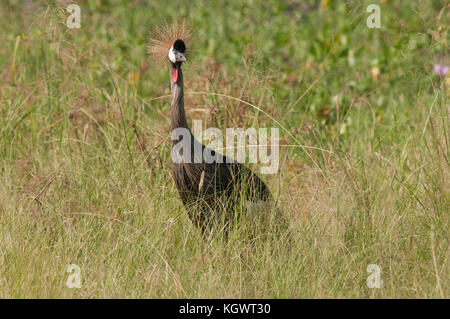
top-left (172, 67), bottom-right (178, 83)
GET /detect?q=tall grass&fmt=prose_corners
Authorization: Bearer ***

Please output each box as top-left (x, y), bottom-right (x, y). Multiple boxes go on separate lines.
top-left (0, 1), bottom-right (448, 298)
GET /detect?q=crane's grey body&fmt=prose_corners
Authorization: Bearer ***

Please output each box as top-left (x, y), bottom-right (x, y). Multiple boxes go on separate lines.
top-left (170, 60), bottom-right (270, 234)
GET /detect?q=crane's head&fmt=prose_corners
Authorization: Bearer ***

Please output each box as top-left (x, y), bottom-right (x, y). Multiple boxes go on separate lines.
top-left (168, 39), bottom-right (186, 83)
top-left (168, 39), bottom-right (186, 63)
top-left (147, 19), bottom-right (191, 82)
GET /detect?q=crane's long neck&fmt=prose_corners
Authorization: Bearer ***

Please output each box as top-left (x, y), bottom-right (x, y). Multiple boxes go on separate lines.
top-left (170, 63), bottom-right (188, 132)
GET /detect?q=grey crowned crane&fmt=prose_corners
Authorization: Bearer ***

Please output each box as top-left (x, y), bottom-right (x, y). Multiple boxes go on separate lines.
top-left (148, 22), bottom-right (271, 236)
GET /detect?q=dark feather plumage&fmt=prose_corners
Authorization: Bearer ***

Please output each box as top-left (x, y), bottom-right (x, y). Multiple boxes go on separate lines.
top-left (170, 62), bottom-right (271, 234)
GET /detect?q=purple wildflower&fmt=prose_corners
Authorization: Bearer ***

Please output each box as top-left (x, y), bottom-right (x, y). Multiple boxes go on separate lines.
top-left (434, 63), bottom-right (449, 76)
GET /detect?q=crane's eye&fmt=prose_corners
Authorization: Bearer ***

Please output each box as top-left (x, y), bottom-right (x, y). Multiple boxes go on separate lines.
top-left (173, 39), bottom-right (186, 53)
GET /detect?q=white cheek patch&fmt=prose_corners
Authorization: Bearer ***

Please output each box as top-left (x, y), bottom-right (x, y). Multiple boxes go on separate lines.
top-left (168, 47), bottom-right (176, 63)
top-left (168, 46), bottom-right (186, 63)
top-left (175, 51), bottom-right (186, 62)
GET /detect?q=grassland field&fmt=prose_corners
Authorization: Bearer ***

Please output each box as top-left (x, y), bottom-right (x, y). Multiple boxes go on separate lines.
top-left (0, 0), bottom-right (448, 298)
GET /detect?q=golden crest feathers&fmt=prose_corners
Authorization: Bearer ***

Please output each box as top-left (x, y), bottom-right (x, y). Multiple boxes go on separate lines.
top-left (147, 19), bottom-right (192, 66)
